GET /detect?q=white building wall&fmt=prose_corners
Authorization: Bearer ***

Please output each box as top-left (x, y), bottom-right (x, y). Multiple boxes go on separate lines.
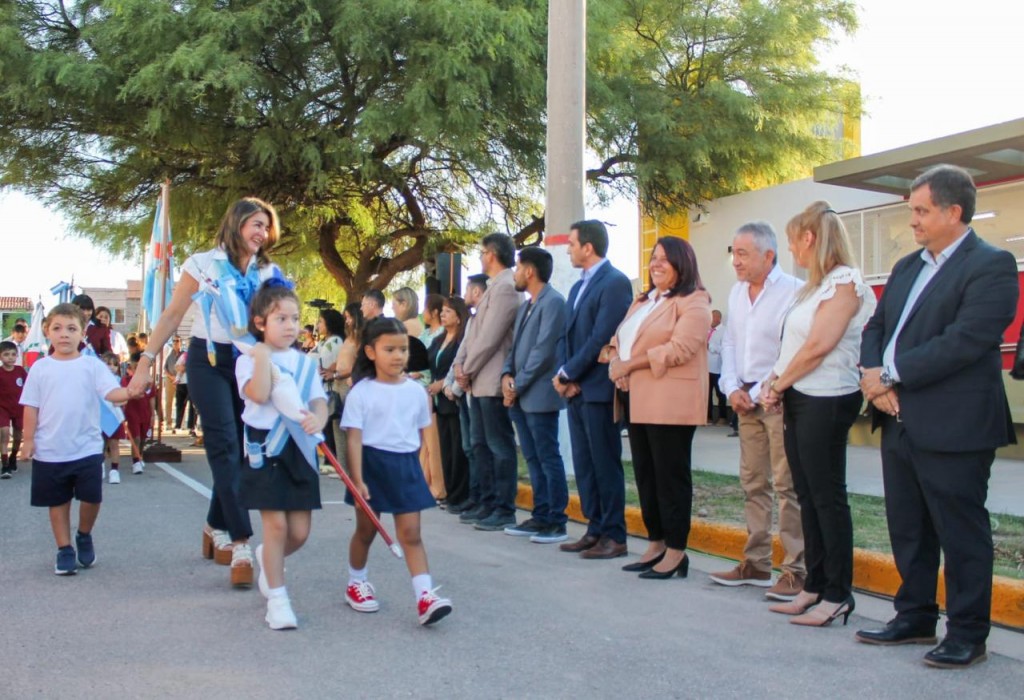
top-left (687, 178), bottom-right (901, 312)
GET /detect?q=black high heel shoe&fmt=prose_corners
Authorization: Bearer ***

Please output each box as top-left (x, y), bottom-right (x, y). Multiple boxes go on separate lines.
top-left (621, 551), bottom-right (665, 573)
top-left (638, 554), bottom-right (689, 579)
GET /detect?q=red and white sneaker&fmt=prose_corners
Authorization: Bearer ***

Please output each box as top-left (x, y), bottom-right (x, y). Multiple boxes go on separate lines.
top-left (417, 588), bottom-right (452, 626)
top-left (345, 581), bottom-right (380, 613)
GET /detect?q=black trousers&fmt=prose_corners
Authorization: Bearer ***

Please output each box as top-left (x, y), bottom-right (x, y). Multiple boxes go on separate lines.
top-left (626, 417), bottom-right (696, 551)
top-left (186, 338), bottom-right (252, 542)
top-left (880, 415), bottom-right (994, 644)
top-left (174, 383), bottom-right (196, 430)
top-left (782, 389), bottom-right (861, 603)
top-left (437, 410), bottom-right (469, 507)
top-left (707, 372), bottom-right (729, 422)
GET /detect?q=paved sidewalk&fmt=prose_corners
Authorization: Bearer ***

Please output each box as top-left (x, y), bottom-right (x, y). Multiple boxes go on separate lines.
top-left (626, 424), bottom-right (1024, 517)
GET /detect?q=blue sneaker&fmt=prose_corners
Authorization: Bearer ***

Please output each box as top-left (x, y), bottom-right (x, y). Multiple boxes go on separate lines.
top-left (75, 531), bottom-right (96, 568)
top-left (55, 546), bottom-right (78, 576)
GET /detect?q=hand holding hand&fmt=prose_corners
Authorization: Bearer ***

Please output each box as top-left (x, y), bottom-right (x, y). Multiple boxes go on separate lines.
top-left (564, 381), bottom-right (581, 399)
top-left (608, 359), bottom-right (630, 382)
top-left (859, 367), bottom-right (888, 401)
top-left (729, 389), bottom-right (756, 415)
top-left (871, 388), bottom-right (900, 418)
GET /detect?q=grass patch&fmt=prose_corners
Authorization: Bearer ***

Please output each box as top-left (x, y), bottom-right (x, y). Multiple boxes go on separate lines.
top-left (518, 457), bottom-right (1024, 579)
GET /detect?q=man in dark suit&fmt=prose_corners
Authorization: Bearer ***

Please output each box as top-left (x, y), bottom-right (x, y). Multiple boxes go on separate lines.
top-left (553, 219), bottom-right (633, 559)
top-left (501, 247), bottom-right (569, 544)
top-left (857, 165), bottom-right (1018, 669)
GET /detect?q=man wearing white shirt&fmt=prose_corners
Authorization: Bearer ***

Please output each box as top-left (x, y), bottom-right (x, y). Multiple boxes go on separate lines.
top-left (710, 222), bottom-right (806, 601)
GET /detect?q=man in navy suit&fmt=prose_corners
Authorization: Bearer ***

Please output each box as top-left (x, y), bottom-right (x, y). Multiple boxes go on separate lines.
top-left (501, 247), bottom-right (569, 544)
top-left (553, 219), bottom-right (633, 559)
top-left (857, 165), bottom-right (1018, 669)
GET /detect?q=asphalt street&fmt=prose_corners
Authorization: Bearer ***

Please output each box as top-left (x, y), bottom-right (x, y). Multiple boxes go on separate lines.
top-left (1, 436), bottom-right (1021, 699)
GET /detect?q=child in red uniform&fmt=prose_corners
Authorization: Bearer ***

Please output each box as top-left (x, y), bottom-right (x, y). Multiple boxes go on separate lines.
top-left (123, 353), bottom-right (154, 475)
top-left (0, 340), bottom-right (28, 477)
top-left (100, 353), bottom-right (126, 484)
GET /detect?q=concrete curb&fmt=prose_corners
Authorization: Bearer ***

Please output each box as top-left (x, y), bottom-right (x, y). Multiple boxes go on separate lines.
top-left (516, 484), bottom-right (1024, 630)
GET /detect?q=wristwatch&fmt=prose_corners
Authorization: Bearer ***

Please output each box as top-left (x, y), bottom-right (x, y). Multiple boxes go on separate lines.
top-left (880, 368), bottom-right (895, 388)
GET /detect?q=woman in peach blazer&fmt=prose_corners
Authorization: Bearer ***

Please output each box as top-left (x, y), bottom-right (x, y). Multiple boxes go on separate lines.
top-left (605, 237), bottom-right (711, 580)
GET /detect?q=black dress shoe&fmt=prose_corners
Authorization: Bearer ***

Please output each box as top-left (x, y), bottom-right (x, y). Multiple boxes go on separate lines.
top-left (923, 638), bottom-right (987, 669)
top-left (855, 618), bottom-right (937, 646)
top-left (621, 552), bottom-right (665, 572)
top-left (638, 554), bottom-right (689, 579)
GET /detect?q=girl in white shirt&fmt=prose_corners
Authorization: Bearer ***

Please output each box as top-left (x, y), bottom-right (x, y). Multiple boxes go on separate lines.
top-left (340, 318), bottom-right (452, 626)
top-left (236, 282), bottom-right (328, 630)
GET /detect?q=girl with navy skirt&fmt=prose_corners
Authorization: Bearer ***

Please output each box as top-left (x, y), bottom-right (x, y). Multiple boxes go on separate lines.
top-left (340, 317), bottom-right (453, 626)
top-left (236, 282), bottom-right (328, 630)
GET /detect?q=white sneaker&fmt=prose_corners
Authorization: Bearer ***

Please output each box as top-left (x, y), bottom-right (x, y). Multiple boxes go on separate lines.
top-left (345, 581), bottom-right (380, 612)
top-left (132, 461), bottom-right (145, 475)
top-left (256, 544), bottom-right (270, 599)
top-left (108, 469), bottom-right (121, 484)
top-left (265, 596), bottom-right (297, 630)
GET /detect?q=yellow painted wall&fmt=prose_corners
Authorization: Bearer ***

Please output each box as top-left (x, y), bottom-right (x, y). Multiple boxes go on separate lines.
top-left (638, 211), bottom-right (689, 280)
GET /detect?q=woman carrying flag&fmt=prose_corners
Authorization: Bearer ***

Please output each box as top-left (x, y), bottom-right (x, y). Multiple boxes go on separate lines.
top-left (130, 197), bottom-right (283, 589)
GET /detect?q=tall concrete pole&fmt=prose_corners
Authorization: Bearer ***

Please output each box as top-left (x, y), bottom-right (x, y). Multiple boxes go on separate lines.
top-left (544, 0), bottom-right (586, 473)
top-left (545, 0), bottom-right (586, 294)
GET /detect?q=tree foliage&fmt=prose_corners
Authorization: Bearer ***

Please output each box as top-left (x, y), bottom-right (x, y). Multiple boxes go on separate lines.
top-left (0, 0), bottom-right (856, 298)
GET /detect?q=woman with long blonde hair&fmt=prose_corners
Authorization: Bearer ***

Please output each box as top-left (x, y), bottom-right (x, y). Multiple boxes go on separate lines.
top-left (760, 201), bottom-right (876, 627)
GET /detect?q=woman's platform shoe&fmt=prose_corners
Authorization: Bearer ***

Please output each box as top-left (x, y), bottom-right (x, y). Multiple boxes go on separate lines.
top-left (231, 543), bottom-right (254, 588)
top-left (638, 554), bottom-right (689, 579)
top-left (203, 526), bottom-right (234, 565)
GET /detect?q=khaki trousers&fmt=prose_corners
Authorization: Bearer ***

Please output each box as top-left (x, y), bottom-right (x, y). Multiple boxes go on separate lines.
top-left (738, 407), bottom-right (805, 575)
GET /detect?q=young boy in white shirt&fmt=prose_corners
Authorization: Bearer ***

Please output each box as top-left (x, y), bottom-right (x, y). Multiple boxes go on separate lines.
top-left (19, 304), bottom-right (135, 575)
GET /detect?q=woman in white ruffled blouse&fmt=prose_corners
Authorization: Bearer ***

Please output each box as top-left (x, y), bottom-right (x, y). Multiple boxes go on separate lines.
top-left (760, 201), bottom-right (876, 628)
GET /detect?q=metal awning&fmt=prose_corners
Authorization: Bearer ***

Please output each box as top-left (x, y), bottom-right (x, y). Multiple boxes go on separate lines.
top-left (814, 117), bottom-right (1024, 195)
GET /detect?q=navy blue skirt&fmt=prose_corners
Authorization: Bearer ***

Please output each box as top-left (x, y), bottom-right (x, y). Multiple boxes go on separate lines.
top-left (345, 445), bottom-right (435, 514)
top-left (241, 430), bottom-right (321, 512)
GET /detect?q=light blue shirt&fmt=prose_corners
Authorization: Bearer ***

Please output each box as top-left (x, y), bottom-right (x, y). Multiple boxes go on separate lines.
top-left (573, 257), bottom-right (609, 310)
top-left (883, 229), bottom-right (972, 381)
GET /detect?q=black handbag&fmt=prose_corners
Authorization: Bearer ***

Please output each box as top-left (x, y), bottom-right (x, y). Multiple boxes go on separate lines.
top-left (1011, 333), bottom-right (1024, 380)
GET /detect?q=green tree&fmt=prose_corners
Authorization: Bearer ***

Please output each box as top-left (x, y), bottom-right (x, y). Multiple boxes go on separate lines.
top-left (0, 0), bottom-right (856, 297)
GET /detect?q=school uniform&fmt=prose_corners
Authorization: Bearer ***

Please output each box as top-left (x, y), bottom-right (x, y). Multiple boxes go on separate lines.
top-left (19, 355), bottom-right (120, 506)
top-left (235, 349), bottom-right (327, 512)
top-left (0, 365), bottom-right (28, 431)
top-left (340, 378), bottom-right (434, 514)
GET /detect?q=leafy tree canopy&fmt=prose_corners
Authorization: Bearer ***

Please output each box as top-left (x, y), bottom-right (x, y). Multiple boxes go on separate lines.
top-left (0, 0), bottom-right (856, 299)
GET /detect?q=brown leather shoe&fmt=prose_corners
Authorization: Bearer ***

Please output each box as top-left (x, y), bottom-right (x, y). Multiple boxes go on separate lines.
top-left (579, 537), bottom-right (628, 559)
top-left (559, 534), bottom-right (600, 553)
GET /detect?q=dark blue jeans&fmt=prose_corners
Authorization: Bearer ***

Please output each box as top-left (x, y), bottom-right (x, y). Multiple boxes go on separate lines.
top-left (567, 398), bottom-right (625, 542)
top-left (458, 395), bottom-right (479, 506)
top-left (186, 338), bottom-right (252, 542)
top-left (509, 405), bottom-right (567, 526)
top-left (469, 395), bottom-right (517, 518)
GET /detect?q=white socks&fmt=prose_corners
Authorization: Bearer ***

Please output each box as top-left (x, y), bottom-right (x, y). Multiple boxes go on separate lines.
top-left (412, 574), bottom-right (433, 599)
top-left (348, 566), bottom-right (368, 586)
top-left (267, 585), bottom-right (288, 600)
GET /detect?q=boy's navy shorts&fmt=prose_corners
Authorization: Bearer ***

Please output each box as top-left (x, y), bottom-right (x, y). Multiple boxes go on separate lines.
top-left (30, 454), bottom-right (104, 507)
